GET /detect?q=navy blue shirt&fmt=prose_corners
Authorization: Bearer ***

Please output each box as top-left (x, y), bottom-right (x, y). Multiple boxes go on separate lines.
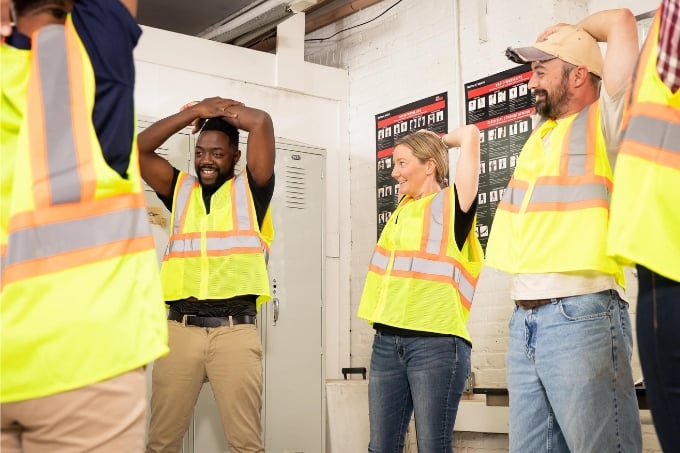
top-left (9, 0), bottom-right (141, 178)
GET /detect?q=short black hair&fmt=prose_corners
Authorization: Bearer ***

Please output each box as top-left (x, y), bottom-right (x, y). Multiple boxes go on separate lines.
top-left (200, 118), bottom-right (239, 152)
top-left (13, 0), bottom-right (72, 17)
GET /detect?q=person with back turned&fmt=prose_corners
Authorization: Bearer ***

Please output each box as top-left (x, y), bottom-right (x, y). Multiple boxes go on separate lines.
top-left (608, 0), bottom-right (680, 450)
top-left (0, 0), bottom-right (168, 451)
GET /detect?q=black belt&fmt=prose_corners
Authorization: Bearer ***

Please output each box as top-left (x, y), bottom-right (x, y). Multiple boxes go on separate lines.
top-left (515, 299), bottom-right (552, 310)
top-left (168, 310), bottom-right (256, 327)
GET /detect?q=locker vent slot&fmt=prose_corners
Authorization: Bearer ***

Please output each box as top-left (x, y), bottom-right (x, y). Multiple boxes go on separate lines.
top-left (285, 164), bottom-right (306, 209)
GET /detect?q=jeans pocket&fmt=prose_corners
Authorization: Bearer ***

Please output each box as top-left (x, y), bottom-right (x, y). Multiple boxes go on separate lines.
top-left (557, 291), bottom-right (612, 321)
top-left (508, 305), bottom-right (519, 329)
top-left (617, 300), bottom-right (634, 358)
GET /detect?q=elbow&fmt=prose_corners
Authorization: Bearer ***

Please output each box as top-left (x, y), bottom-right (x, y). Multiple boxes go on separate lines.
top-left (463, 125), bottom-right (481, 154)
top-left (465, 124), bottom-right (480, 143)
top-left (252, 109), bottom-right (274, 131)
top-left (613, 8), bottom-right (636, 31)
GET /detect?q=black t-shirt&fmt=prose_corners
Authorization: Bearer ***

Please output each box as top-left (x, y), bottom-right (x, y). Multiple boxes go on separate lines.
top-left (158, 166), bottom-right (274, 317)
top-left (8, 0), bottom-right (141, 178)
top-left (374, 184), bottom-right (478, 341)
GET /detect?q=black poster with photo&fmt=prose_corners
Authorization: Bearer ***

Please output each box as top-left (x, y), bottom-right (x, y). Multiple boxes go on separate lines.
top-left (374, 93), bottom-right (448, 239)
top-left (465, 65), bottom-right (534, 250)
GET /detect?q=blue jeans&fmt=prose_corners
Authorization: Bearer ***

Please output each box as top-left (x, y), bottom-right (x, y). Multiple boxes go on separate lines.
top-left (367, 333), bottom-right (471, 453)
top-left (636, 266), bottom-right (680, 452)
top-left (507, 290), bottom-right (642, 453)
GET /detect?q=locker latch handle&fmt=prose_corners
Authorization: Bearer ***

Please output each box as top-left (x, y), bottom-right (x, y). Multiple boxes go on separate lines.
top-left (272, 297), bottom-right (279, 326)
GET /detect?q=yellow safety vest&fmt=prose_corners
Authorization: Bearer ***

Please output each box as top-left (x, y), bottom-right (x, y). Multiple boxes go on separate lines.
top-left (1, 19), bottom-right (168, 403)
top-left (0, 39), bottom-right (30, 268)
top-left (357, 187), bottom-right (483, 342)
top-left (485, 101), bottom-right (625, 288)
top-left (608, 10), bottom-right (680, 282)
top-left (160, 170), bottom-right (273, 310)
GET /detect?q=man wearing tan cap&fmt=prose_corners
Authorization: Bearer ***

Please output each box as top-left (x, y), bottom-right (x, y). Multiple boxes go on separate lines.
top-left (485, 9), bottom-right (642, 453)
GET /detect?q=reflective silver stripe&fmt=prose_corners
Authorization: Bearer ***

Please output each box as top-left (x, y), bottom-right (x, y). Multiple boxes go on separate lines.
top-left (233, 174), bottom-right (251, 230)
top-left (37, 25), bottom-right (81, 204)
top-left (391, 255), bottom-right (475, 302)
top-left (168, 173), bottom-right (267, 260)
top-left (566, 105), bottom-right (590, 176)
top-left (625, 114), bottom-right (680, 154)
top-left (5, 206), bottom-right (149, 266)
top-left (426, 191), bottom-right (445, 255)
top-left (458, 275), bottom-right (476, 303)
top-left (370, 250), bottom-right (390, 270)
top-left (526, 104), bottom-right (609, 207)
top-left (167, 234), bottom-right (263, 254)
top-left (393, 256), bottom-right (450, 276)
top-left (530, 183), bottom-right (609, 204)
top-left (166, 237), bottom-right (200, 254)
top-left (173, 175), bottom-right (195, 235)
top-left (173, 174), bottom-right (249, 233)
top-left (501, 185), bottom-right (526, 207)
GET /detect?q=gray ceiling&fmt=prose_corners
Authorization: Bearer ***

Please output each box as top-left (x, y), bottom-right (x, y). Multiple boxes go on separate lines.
top-left (137, 0), bottom-right (261, 37)
top-left (135, 0), bottom-right (386, 50)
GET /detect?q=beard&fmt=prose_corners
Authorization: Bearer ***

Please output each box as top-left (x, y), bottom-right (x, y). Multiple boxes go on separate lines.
top-left (197, 166), bottom-right (232, 191)
top-left (533, 78), bottom-right (571, 119)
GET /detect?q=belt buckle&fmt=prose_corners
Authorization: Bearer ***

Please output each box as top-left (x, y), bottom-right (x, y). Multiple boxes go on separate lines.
top-left (182, 314), bottom-right (197, 326)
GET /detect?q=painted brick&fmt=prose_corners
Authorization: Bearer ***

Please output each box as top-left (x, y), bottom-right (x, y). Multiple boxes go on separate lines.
top-left (306, 0), bottom-right (661, 450)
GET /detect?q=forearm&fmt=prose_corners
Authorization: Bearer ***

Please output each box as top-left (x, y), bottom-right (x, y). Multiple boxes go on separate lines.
top-left (442, 125), bottom-right (479, 149)
top-left (119, 0), bottom-right (138, 17)
top-left (445, 125), bottom-right (481, 212)
top-left (1, 0), bottom-right (11, 36)
top-left (137, 109), bottom-right (199, 155)
top-left (578, 8), bottom-right (638, 97)
top-left (576, 8), bottom-right (635, 43)
top-left (225, 105), bottom-right (275, 185)
top-left (223, 105), bottom-right (272, 133)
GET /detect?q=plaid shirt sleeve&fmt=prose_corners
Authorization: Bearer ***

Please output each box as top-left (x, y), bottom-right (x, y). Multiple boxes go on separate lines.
top-left (657, 0), bottom-right (680, 92)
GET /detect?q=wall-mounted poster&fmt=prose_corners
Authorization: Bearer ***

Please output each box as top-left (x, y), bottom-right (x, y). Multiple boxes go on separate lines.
top-left (465, 65), bottom-right (533, 250)
top-left (375, 93), bottom-right (448, 239)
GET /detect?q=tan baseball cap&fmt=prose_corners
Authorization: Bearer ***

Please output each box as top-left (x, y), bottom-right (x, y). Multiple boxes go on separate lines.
top-left (505, 25), bottom-right (603, 78)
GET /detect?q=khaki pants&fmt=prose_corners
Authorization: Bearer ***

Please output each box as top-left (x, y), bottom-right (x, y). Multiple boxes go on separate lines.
top-left (146, 320), bottom-right (263, 453)
top-left (1, 368), bottom-right (146, 453)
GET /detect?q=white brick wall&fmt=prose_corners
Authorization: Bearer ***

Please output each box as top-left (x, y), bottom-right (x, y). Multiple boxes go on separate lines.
top-left (306, 0), bottom-right (661, 451)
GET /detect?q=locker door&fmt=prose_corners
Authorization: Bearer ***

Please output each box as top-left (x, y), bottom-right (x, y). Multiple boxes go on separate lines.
top-left (261, 144), bottom-right (325, 453)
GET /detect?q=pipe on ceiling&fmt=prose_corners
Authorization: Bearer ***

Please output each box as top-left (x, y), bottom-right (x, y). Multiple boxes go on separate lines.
top-left (248, 0), bottom-right (385, 52)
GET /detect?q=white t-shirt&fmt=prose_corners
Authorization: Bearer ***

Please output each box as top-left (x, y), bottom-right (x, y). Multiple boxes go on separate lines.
top-left (511, 85), bottom-right (628, 301)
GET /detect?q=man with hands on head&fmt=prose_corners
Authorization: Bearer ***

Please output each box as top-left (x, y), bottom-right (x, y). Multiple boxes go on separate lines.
top-left (139, 97), bottom-right (275, 453)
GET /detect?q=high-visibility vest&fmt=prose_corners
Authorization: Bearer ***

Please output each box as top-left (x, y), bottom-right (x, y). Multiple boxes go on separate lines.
top-left (160, 170), bottom-right (273, 310)
top-left (608, 10), bottom-right (680, 282)
top-left (1, 19), bottom-right (168, 403)
top-left (357, 187), bottom-right (484, 342)
top-left (485, 101), bottom-right (625, 288)
top-left (0, 40), bottom-right (30, 270)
